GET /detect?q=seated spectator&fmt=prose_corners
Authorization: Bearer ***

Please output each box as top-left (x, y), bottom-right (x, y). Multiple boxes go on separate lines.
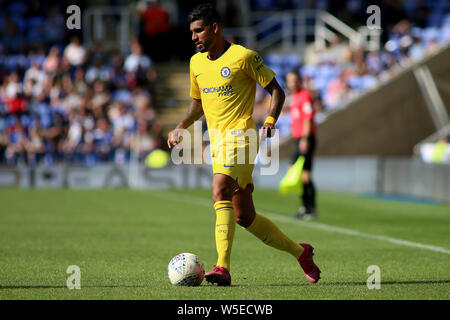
top-left (43, 46), bottom-right (60, 74)
top-left (24, 126), bottom-right (45, 164)
top-left (63, 36), bottom-right (87, 68)
top-left (5, 120), bottom-right (28, 164)
top-left (24, 61), bottom-right (46, 86)
top-left (124, 39), bottom-right (156, 83)
top-left (324, 70), bottom-right (351, 108)
top-left (90, 80), bottom-right (111, 118)
top-left (4, 73), bottom-right (28, 115)
top-left (93, 117), bottom-right (114, 162)
top-left (426, 38), bottom-right (440, 54)
top-left (109, 53), bottom-right (128, 90)
top-left (85, 57), bottom-right (111, 84)
top-left (408, 36), bottom-right (426, 61)
top-left (125, 119), bottom-right (158, 160)
top-left (366, 52), bottom-right (383, 75)
top-left (133, 87), bottom-right (156, 122)
top-left (4, 72), bottom-right (23, 99)
top-left (111, 101), bottom-right (135, 136)
top-left (73, 68), bottom-right (88, 95)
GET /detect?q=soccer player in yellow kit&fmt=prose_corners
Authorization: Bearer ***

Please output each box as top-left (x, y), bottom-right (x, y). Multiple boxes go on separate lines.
top-left (167, 3), bottom-right (320, 286)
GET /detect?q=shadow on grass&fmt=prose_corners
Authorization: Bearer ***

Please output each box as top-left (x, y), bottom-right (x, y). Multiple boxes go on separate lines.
top-left (0, 285), bottom-right (148, 290)
top-left (2, 280), bottom-right (449, 290)
top-left (240, 279), bottom-right (450, 288)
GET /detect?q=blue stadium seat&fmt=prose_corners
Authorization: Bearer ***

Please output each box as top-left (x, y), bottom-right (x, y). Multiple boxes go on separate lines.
top-left (317, 65), bottom-right (338, 78)
top-left (427, 13), bottom-right (444, 28)
top-left (20, 114), bottom-right (31, 127)
top-left (28, 54), bottom-right (46, 68)
top-left (34, 103), bottom-right (53, 129)
top-left (441, 26), bottom-right (450, 43)
top-left (263, 53), bottom-right (284, 69)
top-left (27, 16), bottom-right (45, 29)
top-left (11, 16), bottom-right (27, 33)
top-left (283, 53), bottom-right (302, 70)
top-left (444, 13), bottom-right (450, 25)
top-left (422, 27), bottom-right (440, 44)
top-left (277, 77), bottom-right (286, 89)
top-left (411, 27), bottom-right (423, 38)
top-left (403, 0), bottom-right (420, 20)
top-left (300, 65), bottom-right (317, 78)
top-left (270, 65), bottom-right (283, 78)
top-left (4, 56), bottom-right (19, 72)
top-left (360, 75), bottom-right (377, 89)
top-left (7, 2), bottom-right (27, 17)
top-left (347, 76), bottom-right (362, 90)
top-left (313, 76), bottom-right (329, 92)
top-left (112, 89), bottom-right (132, 104)
top-left (0, 117), bottom-right (6, 132)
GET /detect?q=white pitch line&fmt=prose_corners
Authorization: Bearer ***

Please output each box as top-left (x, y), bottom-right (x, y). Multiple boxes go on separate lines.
top-left (153, 191), bottom-right (450, 255)
top-left (264, 213), bottom-right (450, 255)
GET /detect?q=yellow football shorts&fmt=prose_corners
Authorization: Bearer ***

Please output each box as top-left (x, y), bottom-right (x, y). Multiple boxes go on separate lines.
top-left (210, 136), bottom-right (259, 191)
top-left (212, 162), bottom-right (255, 191)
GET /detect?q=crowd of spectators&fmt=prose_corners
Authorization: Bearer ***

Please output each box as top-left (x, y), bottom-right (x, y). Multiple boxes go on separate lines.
top-left (0, 34), bottom-right (162, 166)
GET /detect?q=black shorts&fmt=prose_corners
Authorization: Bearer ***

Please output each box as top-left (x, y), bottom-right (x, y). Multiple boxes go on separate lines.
top-left (291, 135), bottom-right (316, 171)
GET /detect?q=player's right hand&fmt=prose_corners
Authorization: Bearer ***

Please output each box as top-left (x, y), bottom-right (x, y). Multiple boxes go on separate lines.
top-left (259, 122), bottom-right (275, 139)
top-left (167, 128), bottom-right (184, 149)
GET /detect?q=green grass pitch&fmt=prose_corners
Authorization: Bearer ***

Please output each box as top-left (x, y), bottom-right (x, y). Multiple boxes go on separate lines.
top-left (0, 188), bottom-right (449, 300)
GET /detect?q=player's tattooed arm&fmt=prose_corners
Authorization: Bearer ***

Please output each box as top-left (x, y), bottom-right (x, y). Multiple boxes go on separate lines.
top-left (264, 78), bottom-right (285, 121)
top-left (168, 99), bottom-right (204, 148)
top-left (177, 98), bottom-right (204, 130)
top-left (260, 78), bottom-right (285, 138)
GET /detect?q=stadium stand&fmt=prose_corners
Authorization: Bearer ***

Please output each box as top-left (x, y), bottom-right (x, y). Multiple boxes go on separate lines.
top-left (1, 0), bottom-right (450, 165)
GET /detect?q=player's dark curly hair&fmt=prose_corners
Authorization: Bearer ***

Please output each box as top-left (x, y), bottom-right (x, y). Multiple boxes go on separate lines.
top-left (188, 3), bottom-right (222, 25)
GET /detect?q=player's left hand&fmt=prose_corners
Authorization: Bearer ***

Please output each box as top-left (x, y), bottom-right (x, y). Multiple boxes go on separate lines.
top-left (259, 123), bottom-right (275, 139)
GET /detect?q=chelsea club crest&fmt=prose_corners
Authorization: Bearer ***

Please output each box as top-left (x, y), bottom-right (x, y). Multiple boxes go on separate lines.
top-left (221, 67), bottom-right (231, 78)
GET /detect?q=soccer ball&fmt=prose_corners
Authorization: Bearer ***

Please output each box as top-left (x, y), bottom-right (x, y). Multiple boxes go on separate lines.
top-left (168, 253), bottom-right (205, 286)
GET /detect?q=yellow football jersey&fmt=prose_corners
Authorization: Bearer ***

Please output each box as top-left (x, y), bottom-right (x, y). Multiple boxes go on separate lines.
top-left (189, 43), bottom-right (275, 147)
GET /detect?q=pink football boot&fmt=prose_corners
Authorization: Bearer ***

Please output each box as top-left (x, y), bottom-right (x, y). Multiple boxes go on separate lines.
top-left (205, 265), bottom-right (231, 286)
top-left (298, 243), bottom-right (321, 283)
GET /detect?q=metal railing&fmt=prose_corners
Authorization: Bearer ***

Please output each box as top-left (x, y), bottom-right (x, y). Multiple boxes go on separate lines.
top-left (83, 6), bottom-right (139, 55)
top-left (414, 65), bottom-right (450, 131)
top-left (224, 10), bottom-right (381, 52)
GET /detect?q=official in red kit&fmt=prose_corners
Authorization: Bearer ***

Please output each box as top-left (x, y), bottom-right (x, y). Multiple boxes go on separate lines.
top-left (286, 70), bottom-right (318, 219)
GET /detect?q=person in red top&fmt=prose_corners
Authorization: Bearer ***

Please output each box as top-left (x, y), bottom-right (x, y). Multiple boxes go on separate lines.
top-left (139, 0), bottom-right (170, 61)
top-left (286, 70), bottom-right (318, 219)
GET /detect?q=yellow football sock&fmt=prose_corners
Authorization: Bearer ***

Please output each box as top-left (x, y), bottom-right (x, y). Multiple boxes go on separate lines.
top-left (213, 200), bottom-right (236, 270)
top-left (246, 213), bottom-right (304, 259)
